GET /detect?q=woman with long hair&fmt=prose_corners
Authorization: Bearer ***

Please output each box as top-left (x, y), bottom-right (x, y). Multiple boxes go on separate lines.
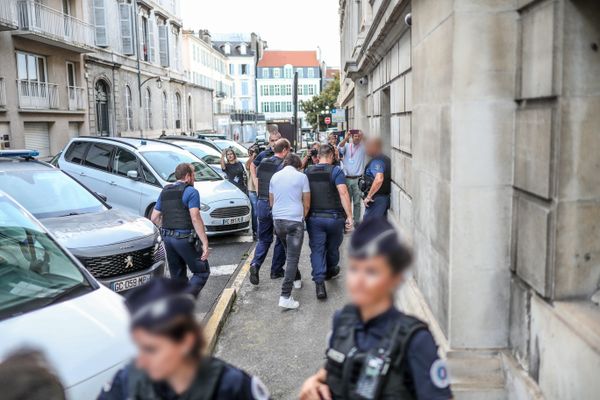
top-left (221, 147), bottom-right (248, 194)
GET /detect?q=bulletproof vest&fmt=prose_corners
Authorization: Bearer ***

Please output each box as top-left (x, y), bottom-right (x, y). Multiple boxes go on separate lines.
top-left (306, 164), bottom-right (343, 212)
top-left (325, 305), bottom-right (427, 400)
top-left (126, 357), bottom-right (226, 400)
top-left (257, 156), bottom-right (283, 199)
top-left (364, 155), bottom-right (391, 195)
top-left (159, 183), bottom-right (194, 230)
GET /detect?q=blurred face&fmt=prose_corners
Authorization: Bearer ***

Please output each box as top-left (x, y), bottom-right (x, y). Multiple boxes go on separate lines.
top-left (366, 140), bottom-right (380, 157)
top-left (346, 256), bottom-right (402, 308)
top-left (352, 133), bottom-right (361, 144)
top-left (268, 133), bottom-right (280, 147)
top-left (132, 328), bottom-right (196, 381)
top-left (328, 135), bottom-right (337, 145)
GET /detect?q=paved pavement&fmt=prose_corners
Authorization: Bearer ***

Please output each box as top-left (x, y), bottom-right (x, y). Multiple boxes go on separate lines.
top-left (215, 232), bottom-right (350, 400)
top-left (193, 232), bottom-right (255, 321)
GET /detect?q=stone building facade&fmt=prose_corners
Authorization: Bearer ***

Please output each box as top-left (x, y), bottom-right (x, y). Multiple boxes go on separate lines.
top-left (339, 0), bottom-right (600, 398)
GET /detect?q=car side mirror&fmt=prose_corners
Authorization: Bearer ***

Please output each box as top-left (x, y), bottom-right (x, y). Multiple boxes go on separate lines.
top-left (127, 170), bottom-right (139, 180)
top-left (96, 192), bottom-right (108, 202)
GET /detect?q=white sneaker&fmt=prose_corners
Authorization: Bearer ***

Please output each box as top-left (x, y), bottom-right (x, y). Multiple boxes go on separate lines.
top-left (293, 279), bottom-right (302, 289)
top-left (279, 296), bottom-right (300, 309)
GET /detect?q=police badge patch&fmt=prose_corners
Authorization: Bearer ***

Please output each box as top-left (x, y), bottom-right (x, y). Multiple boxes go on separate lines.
top-left (429, 359), bottom-right (450, 388)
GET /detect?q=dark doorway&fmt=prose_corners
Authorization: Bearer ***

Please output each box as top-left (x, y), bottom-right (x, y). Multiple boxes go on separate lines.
top-left (95, 80), bottom-right (110, 136)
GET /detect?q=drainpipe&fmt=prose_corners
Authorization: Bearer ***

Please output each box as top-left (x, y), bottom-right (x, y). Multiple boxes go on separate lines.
top-left (133, 1), bottom-right (143, 138)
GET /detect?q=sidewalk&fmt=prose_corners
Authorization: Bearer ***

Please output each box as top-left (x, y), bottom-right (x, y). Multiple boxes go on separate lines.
top-left (214, 232), bottom-right (349, 400)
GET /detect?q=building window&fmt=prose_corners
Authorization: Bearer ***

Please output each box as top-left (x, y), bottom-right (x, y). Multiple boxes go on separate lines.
top-left (229, 63), bottom-right (235, 75)
top-left (274, 85), bottom-right (280, 96)
top-left (273, 68), bottom-right (281, 78)
top-left (238, 44), bottom-right (247, 55)
top-left (262, 102), bottom-right (269, 112)
top-left (162, 91), bottom-right (168, 129)
top-left (286, 85), bottom-right (292, 95)
top-left (274, 102), bottom-right (281, 112)
top-left (283, 65), bottom-right (293, 79)
top-left (241, 81), bottom-right (249, 96)
top-left (174, 92), bottom-right (182, 129)
top-left (307, 68), bottom-right (315, 78)
top-left (125, 86), bottom-right (133, 131)
top-left (262, 68), bottom-right (269, 78)
top-left (241, 64), bottom-right (249, 75)
top-left (223, 43), bottom-right (231, 54)
top-left (241, 99), bottom-right (249, 111)
top-left (95, 80), bottom-right (110, 136)
top-left (296, 68), bottom-right (304, 78)
top-left (144, 88), bottom-right (152, 129)
top-left (261, 85), bottom-right (268, 96)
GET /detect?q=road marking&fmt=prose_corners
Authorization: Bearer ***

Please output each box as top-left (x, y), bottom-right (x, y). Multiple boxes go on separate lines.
top-left (210, 264), bottom-right (239, 276)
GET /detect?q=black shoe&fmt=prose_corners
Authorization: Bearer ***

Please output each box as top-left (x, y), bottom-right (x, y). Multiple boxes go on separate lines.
top-left (316, 282), bottom-right (327, 299)
top-left (270, 270), bottom-right (285, 279)
top-left (249, 266), bottom-right (259, 285)
top-left (252, 233), bottom-right (257, 241)
top-left (325, 266), bottom-right (341, 281)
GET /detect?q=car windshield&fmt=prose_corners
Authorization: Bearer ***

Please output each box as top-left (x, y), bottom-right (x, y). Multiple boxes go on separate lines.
top-left (213, 140), bottom-right (249, 158)
top-left (142, 150), bottom-right (221, 182)
top-left (176, 143), bottom-right (222, 165)
top-left (0, 197), bottom-right (92, 321)
top-left (0, 170), bottom-right (107, 219)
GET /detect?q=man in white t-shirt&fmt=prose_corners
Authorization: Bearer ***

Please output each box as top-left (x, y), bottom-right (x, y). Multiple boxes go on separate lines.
top-left (269, 153), bottom-right (311, 309)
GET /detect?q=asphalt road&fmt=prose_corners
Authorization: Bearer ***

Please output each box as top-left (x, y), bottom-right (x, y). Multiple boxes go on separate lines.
top-left (193, 231), bottom-right (255, 321)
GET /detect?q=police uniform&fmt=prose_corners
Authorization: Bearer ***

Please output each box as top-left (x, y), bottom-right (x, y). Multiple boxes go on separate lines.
top-left (305, 163), bottom-right (347, 296)
top-left (249, 151), bottom-right (286, 280)
top-left (324, 218), bottom-right (452, 399)
top-left (362, 154), bottom-right (391, 220)
top-left (98, 279), bottom-right (271, 400)
top-left (155, 181), bottom-right (209, 296)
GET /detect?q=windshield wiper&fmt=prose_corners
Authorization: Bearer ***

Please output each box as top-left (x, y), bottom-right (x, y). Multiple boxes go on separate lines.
top-left (43, 283), bottom-right (91, 306)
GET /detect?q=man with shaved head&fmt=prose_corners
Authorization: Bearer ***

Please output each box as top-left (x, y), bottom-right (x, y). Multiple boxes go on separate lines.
top-left (361, 137), bottom-right (391, 219)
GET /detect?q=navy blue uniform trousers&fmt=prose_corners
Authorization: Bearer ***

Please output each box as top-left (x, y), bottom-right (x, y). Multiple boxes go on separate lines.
top-left (364, 194), bottom-right (390, 220)
top-left (251, 199), bottom-right (285, 275)
top-left (306, 215), bottom-right (345, 283)
top-left (163, 235), bottom-right (210, 296)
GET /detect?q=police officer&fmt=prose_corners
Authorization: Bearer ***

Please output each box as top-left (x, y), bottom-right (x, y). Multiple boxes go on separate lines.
top-left (249, 138), bottom-right (291, 285)
top-left (305, 144), bottom-right (353, 300)
top-left (361, 138), bottom-right (392, 220)
top-left (299, 217), bottom-right (452, 400)
top-left (98, 278), bottom-right (270, 400)
top-left (151, 163), bottom-right (210, 296)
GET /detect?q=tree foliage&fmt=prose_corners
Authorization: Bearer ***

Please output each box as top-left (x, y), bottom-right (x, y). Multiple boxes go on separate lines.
top-left (300, 74), bottom-right (340, 130)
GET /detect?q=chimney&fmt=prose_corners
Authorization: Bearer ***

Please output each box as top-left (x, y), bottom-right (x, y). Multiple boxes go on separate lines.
top-left (200, 29), bottom-right (212, 45)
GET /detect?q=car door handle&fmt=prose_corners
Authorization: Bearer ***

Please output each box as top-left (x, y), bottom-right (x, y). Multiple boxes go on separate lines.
top-left (109, 181), bottom-right (117, 186)
top-left (79, 172), bottom-right (86, 176)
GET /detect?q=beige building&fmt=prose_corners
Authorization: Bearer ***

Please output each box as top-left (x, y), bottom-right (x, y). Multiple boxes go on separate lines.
top-left (339, 0), bottom-right (600, 399)
top-left (0, 0), bottom-right (92, 157)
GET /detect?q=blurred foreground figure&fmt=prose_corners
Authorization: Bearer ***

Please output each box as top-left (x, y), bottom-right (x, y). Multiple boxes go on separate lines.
top-left (300, 217), bottom-right (452, 400)
top-left (0, 350), bottom-right (65, 400)
top-left (98, 278), bottom-right (270, 400)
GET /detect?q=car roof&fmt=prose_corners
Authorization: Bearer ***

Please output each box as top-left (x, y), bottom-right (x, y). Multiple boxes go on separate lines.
top-left (72, 136), bottom-right (184, 152)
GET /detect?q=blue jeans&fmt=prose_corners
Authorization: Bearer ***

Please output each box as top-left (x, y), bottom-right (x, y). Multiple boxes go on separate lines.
top-left (306, 215), bottom-right (345, 283)
top-left (248, 191), bottom-right (258, 236)
top-left (364, 194), bottom-right (390, 220)
top-left (274, 219), bottom-right (304, 297)
top-left (164, 235), bottom-right (210, 296)
top-left (251, 199), bottom-right (286, 275)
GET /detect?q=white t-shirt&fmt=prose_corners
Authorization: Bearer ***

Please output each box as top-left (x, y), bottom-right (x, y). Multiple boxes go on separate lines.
top-left (269, 166), bottom-right (310, 222)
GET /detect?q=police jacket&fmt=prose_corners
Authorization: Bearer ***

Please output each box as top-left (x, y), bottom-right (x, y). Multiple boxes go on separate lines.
top-left (364, 154), bottom-right (391, 195)
top-left (305, 164), bottom-right (344, 213)
top-left (97, 357), bottom-right (270, 400)
top-left (257, 156), bottom-right (284, 200)
top-left (159, 183), bottom-right (194, 231)
top-left (325, 305), bottom-right (428, 400)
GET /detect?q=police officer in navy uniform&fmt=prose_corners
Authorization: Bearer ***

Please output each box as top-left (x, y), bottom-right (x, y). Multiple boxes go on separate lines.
top-left (361, 138), bottom-right (392, 220)
top-left (305, 144), bottom-right (353, 300)
top-left (98, 278), bottom-right (270, 400)
top-left (248, 138), bottom-right (291, 285)
top-left (300, 217), bottom-right (452, 400)
top-left (151, 163), bottom-right (210, 296)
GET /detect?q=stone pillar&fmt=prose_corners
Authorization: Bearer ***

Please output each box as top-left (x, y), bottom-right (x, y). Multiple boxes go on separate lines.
top-left (353, 80), bottom-right (369, 133)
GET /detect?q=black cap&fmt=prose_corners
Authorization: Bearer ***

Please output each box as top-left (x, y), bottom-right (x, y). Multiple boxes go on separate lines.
top-left (124, 278), bottom-right (196, 329)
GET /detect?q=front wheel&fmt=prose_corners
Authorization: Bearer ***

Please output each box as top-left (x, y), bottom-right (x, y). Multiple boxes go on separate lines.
top-left (145, 203), bottom-right (156, 220)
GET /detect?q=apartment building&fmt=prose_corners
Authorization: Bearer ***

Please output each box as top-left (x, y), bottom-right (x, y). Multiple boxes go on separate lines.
top-left (256, 50), bottom-right (321, 128)
top-left (85, 0), bottom-right (212, 138)
top-left (0, 0), bottom-right (93, 157)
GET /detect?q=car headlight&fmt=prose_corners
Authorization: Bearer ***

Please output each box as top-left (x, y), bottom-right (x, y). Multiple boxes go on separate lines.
top-left (200, 203), bottom-right (210, 212)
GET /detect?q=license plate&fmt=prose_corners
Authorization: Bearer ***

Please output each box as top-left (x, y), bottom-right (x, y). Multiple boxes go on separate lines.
top-left (222, 216), bottom-right (245, 225)
top-left (112, 274), bottom-right (152, 292)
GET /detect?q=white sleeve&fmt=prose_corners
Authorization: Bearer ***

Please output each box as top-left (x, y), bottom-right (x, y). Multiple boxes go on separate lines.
top-left (302, 175), bottom-right (310, 193)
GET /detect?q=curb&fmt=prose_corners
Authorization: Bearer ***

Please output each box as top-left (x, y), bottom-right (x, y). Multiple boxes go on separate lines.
top-left (204, 246), bottom-right (254, 353)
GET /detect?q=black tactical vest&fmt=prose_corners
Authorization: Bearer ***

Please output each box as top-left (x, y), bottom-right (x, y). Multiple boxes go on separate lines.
top-left (325, 305), bottom-right (427, 400)
top-left (257, 156), bottom-right (283, 200)
top-left (159, 183), bottom-right (194, 230)
top-left (364, 155), bottom-right (391, 195)
top-left (126, 357), bottom-right (226, 400)
top-left (306, 164), bottom-right (343, 213)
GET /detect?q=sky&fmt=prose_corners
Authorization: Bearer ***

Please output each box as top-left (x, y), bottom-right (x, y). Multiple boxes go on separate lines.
top-left (181, 0), bottom-right (341, 67)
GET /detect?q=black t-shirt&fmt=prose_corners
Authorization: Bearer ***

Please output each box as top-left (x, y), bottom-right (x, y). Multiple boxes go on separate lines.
top-left (223, 161), bottom-right (247, 193)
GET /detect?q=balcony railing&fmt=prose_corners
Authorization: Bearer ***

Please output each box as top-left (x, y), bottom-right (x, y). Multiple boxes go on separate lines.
top-left (16, 0), bottom-right (94, 50)
top-left (67, 86), bottom-right (85, 110)
top-left (17, 80), bottom-right (59, 110)
top-left (0, 78), bottom-right (6, 108)
top-left (0, 0), bottom-right (18, 30)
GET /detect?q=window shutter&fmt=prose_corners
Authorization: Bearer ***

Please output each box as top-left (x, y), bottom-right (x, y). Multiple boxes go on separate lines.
top-left (119, 3), bottom-right (134, 55)
top-left (93, 0), bottom-right (108, 47)
top-left (148, 15), bottom-right (155, 63)
top-left (158, 25), bottom-right (169, 67)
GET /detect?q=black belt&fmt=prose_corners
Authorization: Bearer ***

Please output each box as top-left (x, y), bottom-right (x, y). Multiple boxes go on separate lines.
top-left (309, 212), bottom-right (345, 219)
top-left (346, 175), bottom-right (361, 179)
top-left (161, 228), bottom-right (193, 238)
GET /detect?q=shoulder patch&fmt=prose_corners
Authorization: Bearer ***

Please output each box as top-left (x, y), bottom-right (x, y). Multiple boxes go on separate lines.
top-left (429, 359), bottom-right (450, 389)
top-left (251, 376), bottom-right (270, 400)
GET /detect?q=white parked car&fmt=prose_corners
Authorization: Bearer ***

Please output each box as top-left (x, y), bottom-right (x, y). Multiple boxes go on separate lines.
top-left (57, 137), bottom-right (251, 235)
top-left (0, 191), bottom-right (134, 399)
top-left (160, 137), bottom-right (227, 177)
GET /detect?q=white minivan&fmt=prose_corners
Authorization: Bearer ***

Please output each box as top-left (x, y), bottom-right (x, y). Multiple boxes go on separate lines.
top-left (57, 137), bottom-right (251, 235)
top-left (0, 191), bottom-right (134, 399)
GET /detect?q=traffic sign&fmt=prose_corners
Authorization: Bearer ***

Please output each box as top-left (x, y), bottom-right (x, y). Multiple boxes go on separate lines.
top-left (324, 116), bottom-right (332, 125)
top-left (331, 108), bottom-right (346, 123)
